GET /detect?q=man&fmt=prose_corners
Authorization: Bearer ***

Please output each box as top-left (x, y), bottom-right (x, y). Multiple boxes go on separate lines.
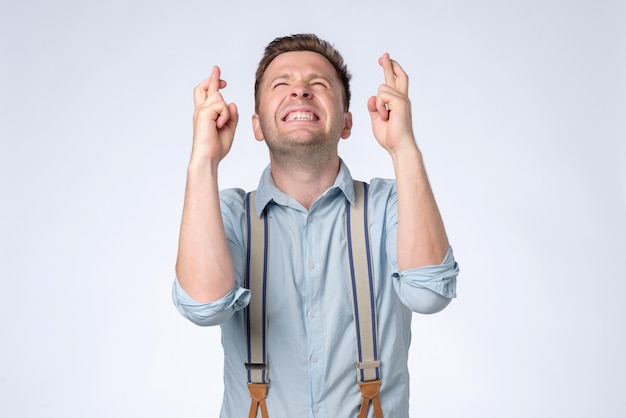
top-left (173, 34), bottom-right (459, 417)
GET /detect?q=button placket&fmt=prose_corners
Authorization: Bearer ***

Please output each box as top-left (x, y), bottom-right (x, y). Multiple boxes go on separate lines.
top-left (303, 213), bottom-right (324, 411)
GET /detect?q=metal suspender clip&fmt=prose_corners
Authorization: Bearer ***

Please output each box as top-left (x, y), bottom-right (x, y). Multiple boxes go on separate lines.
top-left (245, 363), bottom-right (269, 371)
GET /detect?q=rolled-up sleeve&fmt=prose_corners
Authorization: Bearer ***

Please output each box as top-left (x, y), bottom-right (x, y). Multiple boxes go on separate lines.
top-left (392, 246), bottom-right (459, 314)
top-left (172, 278), bottom-right (250, 326)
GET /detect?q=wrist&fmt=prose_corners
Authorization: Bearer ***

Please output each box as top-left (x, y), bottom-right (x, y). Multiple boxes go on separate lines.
top-left (389, 141), bottom-right (421, 165)
top-left (187, 155), bottom-right (220, 178)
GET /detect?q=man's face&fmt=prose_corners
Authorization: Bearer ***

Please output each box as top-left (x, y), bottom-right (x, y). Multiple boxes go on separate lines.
top-left (252, 51), bottom-right (352, 156)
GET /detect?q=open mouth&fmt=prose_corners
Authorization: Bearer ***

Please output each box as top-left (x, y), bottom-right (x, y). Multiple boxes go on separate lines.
top-left (282, 110), bottom-right (320, 122)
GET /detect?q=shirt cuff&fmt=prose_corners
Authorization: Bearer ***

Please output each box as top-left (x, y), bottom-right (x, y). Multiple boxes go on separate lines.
top-left (393, 246), bottom-right (459, 301)
top-left (172, 279), bottom-right (251, 326)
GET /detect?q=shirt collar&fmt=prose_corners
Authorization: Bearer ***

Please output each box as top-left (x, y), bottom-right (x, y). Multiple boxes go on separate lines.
top-left (254, 159), bottom-right (356, 216)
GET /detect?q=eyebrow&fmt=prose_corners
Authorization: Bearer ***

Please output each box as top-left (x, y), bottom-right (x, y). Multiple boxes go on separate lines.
top-left (268, 74), bottom-right (291, 84)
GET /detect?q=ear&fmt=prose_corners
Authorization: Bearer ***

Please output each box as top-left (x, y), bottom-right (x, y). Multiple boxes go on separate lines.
top-left (340, 111), bottom-right (353, 139)
top-left (252, 114), bottom-right (264, 141)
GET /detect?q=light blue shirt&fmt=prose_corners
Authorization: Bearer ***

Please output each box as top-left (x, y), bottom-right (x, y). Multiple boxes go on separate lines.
top-left (173, 161), bottom-right (459, 418)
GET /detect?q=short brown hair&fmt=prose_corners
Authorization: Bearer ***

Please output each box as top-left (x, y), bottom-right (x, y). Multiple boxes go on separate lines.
top-left (254, 34), bottom-right (352, 112)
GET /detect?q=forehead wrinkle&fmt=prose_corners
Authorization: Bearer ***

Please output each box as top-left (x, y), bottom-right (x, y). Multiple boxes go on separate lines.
top-left (264, 57), bottom-right (338, 82)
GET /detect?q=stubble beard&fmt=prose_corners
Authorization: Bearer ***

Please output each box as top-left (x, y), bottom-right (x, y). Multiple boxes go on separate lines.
top-left (264, 130), bottom-right (341, 171)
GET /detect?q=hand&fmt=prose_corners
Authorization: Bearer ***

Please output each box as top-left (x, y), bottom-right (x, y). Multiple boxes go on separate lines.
top-left (191, 66), bottom-right (239, 163)
top-left (367, 53), bottom-right (416, 155)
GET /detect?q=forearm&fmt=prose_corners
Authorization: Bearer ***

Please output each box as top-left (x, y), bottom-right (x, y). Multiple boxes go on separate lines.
top-left (175, 159), bottom-right (235, 303)
top-left (392, 144), bottom-right (449, 270)
top-left (368, 54), bottom-right (449, 268)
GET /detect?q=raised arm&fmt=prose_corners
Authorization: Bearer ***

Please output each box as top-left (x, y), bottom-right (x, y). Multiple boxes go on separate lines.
top-left (175, 66), bottom-right (239, 302)
top-left (367, 54), bottom-right (449, 270)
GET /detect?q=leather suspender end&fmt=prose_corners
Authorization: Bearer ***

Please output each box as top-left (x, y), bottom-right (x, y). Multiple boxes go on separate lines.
top-left (248, 383), bottom-right (269, 418)
top-left (358, 380), bottom-right (384, 418)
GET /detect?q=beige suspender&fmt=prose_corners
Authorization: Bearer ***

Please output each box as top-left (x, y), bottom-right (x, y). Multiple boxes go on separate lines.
top-left (244, 181), bottom-right (383, 417)
top-left (244, 191), bottom-right (270, 418)
top-left (348, 182), bottom-right (383, 418)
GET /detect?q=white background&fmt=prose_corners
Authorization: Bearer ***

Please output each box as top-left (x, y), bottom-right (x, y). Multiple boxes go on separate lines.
top-left (1, 0), bottom-right (625, 417)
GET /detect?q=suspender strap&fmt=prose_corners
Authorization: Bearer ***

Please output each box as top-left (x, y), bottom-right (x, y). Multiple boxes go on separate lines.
top-left (346, 181), bottom-right (381, 382)
top-left (244, 191), bottom-right (270, 418)
top-left (347, 181), bottom-right (384, 418)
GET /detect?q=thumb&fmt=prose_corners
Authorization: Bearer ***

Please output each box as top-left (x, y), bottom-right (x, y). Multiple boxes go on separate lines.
top-left (367, 95), bottom-right (378, 114)
top-left (367, 95), bottom-right (389, 121)
top-left (216, 102), bottom-right (239, 130)
top-left (225, 103), bottom-right (239, 129)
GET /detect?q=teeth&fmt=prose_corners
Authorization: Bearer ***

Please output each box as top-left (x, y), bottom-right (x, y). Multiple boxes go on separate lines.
top-left (286, 111), bottom-right (316, 121)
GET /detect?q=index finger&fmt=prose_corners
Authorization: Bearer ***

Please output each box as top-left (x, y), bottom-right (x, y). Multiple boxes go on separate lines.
top-left (390, 59), bottom-right (409, 94)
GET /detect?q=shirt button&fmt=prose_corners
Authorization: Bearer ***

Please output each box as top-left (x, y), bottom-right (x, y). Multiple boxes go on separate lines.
top-left (311, 355), bottom-right (318, 363)
top-left (308, 311), bottom-right (315, 318)
top-left (313, 406), bottom-right (320, 413)
top-left (308, 261), bottom-right (315, 270)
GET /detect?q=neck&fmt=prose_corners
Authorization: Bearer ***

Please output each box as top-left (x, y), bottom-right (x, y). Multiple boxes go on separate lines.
top-left (269, 154), bottom-right (341, 210)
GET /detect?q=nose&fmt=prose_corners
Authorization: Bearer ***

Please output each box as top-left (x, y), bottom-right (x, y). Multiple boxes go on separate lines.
top-left (290, 83), bottom-right (312, 99)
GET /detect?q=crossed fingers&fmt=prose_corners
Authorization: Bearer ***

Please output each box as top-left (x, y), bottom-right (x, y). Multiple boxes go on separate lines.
top-left (194, 66), bottom-right (228, 107)
top-left (380, 52), bottom-right (409, 94)
top-left (193, 66), bottom-right (233, 129)
top-left (375, 53), bottom-right (409, 121)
